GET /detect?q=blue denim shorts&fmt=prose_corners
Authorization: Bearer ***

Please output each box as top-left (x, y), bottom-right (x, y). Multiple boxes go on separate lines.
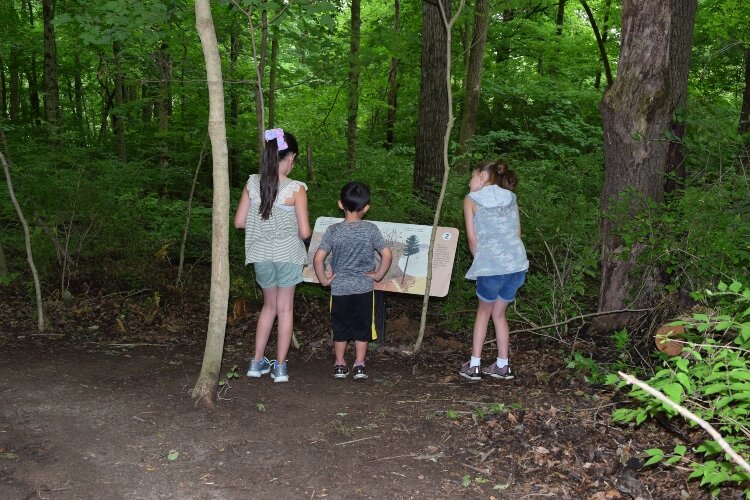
top-left (254, 262), bottom-right (303, 289)
top-left (476, 271), bottom-right (526, 303)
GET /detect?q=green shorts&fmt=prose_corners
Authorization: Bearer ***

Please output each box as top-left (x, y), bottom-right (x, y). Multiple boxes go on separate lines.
top-left (253, 262), bottom-right (304, 289)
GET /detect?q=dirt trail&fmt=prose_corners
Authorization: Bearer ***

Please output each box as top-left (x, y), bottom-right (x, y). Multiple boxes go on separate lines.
top-left (0, 334), bottom-right (705, 499)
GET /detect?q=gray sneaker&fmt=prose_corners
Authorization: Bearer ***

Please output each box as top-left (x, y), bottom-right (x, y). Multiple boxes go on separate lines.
top-left (482, 363), bottom-right (514, 380)
top-left (270, 361), bottom-right (289, 383)
top-left (247, 357), bottom-right (271, 377)
top-left (458, 361), bottom-right (482, 381)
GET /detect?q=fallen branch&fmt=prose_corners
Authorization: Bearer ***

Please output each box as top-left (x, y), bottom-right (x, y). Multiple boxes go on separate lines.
top-left (618, 371), bottom-right (750, 475)
top-left (334, 435), bottom-right (381, 446)
top-left (483, 307), bottom-right (653, 344)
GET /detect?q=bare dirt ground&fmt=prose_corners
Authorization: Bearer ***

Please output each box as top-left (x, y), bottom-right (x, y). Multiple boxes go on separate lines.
top-left (0, 284), bottom-right (723, 499)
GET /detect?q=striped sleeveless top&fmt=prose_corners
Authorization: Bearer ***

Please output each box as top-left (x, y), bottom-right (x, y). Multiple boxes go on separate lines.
top-left (244, 174), bottom-right (308, 265)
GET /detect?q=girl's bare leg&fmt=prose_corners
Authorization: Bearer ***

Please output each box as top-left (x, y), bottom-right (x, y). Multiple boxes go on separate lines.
top-left (275, 285), bottom-right (296, 364)
top-left (254, 287), bottom-right (278, 360)
top-left (490, 300), bottom-right (510, 360)
top-left (471, 300), bottom-right (495, 359)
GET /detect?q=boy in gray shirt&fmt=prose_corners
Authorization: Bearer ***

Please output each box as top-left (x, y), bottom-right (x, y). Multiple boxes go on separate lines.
top-left (313, 182), bottom-right (393, 380)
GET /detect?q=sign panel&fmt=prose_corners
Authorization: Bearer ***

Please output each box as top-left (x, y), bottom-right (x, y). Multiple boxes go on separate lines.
top-left (303, 217), bottom-right (459, 297)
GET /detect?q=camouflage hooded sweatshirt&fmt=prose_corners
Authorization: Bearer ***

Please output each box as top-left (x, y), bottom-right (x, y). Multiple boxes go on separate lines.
top-left (465, 185), bottom-right (528, 280)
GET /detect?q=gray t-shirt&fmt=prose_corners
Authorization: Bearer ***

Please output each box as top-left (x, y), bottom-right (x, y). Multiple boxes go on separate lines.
top-left (317, 220), bottom-right (387, 296)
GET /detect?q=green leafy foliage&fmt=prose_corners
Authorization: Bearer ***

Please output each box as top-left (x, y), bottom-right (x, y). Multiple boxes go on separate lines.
top-left (611, 280), bottom-right (750, 496)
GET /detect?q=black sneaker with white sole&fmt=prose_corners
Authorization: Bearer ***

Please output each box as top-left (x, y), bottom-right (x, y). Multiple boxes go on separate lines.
top-left (333, 364), bottom-right (349, 379)
top-left (352, 365), bottom-right (368, 380)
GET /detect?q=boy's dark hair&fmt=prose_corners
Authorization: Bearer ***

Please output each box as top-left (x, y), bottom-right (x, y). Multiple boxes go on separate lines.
top-left (340, 181), bottom-right (371, 212)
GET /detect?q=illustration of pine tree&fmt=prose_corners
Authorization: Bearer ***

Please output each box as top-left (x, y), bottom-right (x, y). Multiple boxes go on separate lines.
top-left (401, 234), bottom-right (420, 285)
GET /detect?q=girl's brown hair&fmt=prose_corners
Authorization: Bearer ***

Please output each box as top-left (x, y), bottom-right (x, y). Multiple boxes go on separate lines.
top-left (259, 131), bottom-right (299, 220)
top-left (475, 159), bottom-right (517, 192)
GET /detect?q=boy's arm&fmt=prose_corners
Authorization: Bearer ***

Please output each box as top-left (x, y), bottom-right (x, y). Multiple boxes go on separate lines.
top-left (368, 247), bottom-right (392, 282)
top-left (313, 249), bottom-right (334, 286)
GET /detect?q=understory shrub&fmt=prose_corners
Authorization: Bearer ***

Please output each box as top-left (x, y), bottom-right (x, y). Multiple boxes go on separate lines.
top-left (610, 280), bottom-right (750, 496)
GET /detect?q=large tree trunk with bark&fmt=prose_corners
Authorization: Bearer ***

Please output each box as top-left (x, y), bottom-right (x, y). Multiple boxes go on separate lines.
top-left (455, 0), bottom-right (489, 171)
top-left (414, 0), bottom-right (450, 208)
top-left (664, 1), bottom-right (697, 193)
top-left (42, 0), bottom-right (61, 141)
top-left (346, 0), bottom-right (361, 170)
top-left (193, 0), bottom-right (230, 409)
top-left (595, 0), bottom-right (697, 332)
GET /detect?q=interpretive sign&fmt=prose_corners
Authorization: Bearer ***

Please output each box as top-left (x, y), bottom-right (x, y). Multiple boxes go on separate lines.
top-left (303, 217), bottom-right (459, 297)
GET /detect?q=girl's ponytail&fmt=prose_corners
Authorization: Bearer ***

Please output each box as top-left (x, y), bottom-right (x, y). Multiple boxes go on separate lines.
top-left (258, 128), bottom-right (298, 220)
top-left (475, 159), bottom-right (518, 192)
top-left (259, 135), bottom-right (280, 220)
top-left (493, 159), bottom-right (517, 192)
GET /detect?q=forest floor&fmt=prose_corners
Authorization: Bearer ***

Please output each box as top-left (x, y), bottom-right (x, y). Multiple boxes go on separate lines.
top-left (0, 281), bottom-right (726, 499)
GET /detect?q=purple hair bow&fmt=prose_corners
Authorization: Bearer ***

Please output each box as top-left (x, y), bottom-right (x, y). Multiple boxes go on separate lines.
top-left (264, 128), bottom-right (288, 150)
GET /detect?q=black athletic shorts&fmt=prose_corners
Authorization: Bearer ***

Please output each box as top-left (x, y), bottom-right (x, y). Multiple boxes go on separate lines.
top-left (330, 291), bottom-right (377, 343)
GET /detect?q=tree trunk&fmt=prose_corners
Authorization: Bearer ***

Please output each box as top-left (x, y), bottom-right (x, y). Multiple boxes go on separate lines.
top-left (414, 0), bottom-right (465, 352)
top-left (26, 56), bottom-right (41, 125)
top-left (385, 0), bottom-right (399, 150)
top-left (42, 0), bottom-right (61, 141)
top-left (141, 83), bottom-right (153, 123)
top-left (595, 0), bottom-right (697, 332)
top-left (156, 44), bottom-right (172, 168)
top-left (74, 54), bottom-right (84, 133)
top-left (253, 7), bottom-right (268, 167)
top-left (0, 239), bottom-right (7, 277)
top-left (594, 0), bottom-right (612, 89)
top-left (22, 0), bottom-right (41, 125)
top-left (738, 48), bottom-right (750, 135)
top-left (495, 9), bottom-right (514, 64)
top-left (664, 0), bottom-right (697, 193)
top-left (581, 0), bottom-right (613, 88)
top-left (112, 41), bottom-right (126, 161)
top-left (555, 0), bottom-right (566, 36)
top-left (306, 142), bottom-right (316, 184)
top-left (229, 26), bottom-right (241, 187)
top-left (455, 0), bottom-right (489, 171)
top-left (0, 146), bottom-right (44, 332)
top-left (346, 0), bottom-right (361, 170)
top-left (8, 47), bottom-right (20, 122)
top-left (193, 0), bottom-right (230, 409)
top-left (0, 53), bottom-right (7, 119)
top-left (268, 28), bottom-right (279, 128)
top-left (414, 0), bottom-right (450, 208)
